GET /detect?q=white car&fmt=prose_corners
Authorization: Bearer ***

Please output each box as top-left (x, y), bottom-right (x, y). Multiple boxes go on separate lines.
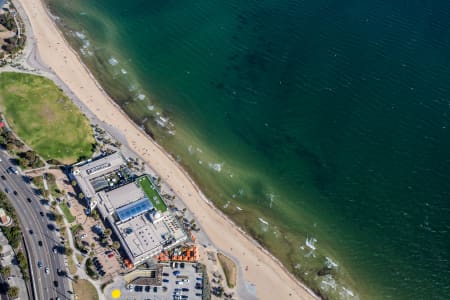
top-left (44, 267), bottom-right (49, 274)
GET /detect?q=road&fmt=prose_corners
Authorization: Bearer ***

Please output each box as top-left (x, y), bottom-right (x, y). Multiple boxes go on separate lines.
top-left (0, 152), bottom-right (71, 300)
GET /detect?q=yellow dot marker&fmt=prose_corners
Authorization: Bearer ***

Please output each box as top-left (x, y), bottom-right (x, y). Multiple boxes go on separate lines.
top-left (111, 289), bottom-right (121, 299)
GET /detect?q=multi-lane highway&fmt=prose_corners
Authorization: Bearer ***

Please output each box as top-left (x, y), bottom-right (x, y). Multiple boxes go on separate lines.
top-left (0, 151), bottom-right (72, 300)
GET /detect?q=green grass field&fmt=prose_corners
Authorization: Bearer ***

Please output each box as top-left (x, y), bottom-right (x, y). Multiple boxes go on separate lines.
top-left (138, 176), bottom-right (167, 212)
top-left (60, 202), bottom-right (76, 223)
top-left (0, 72), bottom-right (94, 164)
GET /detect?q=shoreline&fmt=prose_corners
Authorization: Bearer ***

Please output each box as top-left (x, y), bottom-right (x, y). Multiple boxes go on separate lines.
top-left (12, 0), bottom-right (320, 299)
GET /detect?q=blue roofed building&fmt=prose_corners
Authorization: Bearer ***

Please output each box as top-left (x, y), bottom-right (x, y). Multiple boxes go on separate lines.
top-left (116, 198), bottom-right (154, 222)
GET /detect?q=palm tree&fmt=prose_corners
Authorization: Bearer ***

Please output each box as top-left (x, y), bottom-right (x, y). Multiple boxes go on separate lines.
top-left (7, 286), bottom-right (19, 299)
top-left (112, 241), bottom-right (120, 250)
top-left (0, 266), bottom-right (11, 277)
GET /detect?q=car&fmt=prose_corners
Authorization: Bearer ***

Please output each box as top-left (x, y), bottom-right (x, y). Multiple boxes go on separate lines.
top-left (39, 211), bottom-right (44, 216)
top-left (38, 240), bottom-right (43, 247)
top-left (80, 234), bottom-right (87, 239)
top-left (134, 286), bottom-right (143, 292)
top-left (182, 288), bottom-right (189, 292)
top-left (37, 261), bottom-right (43, 268)
top-left (29, 229), bottom-right (33, 235)
top-left (53, 247), bottom-right (58, 253)
top-left (153, 287), bottom-right (157, 292)
top-left (144, 286), bottom-right (150, 292)
top-left (107, 252), bottom-right (114, 258)
top-left (8, 167), bottom-right (18, 174)
top-left (4, 188), bottom-right (8, 193)
top-left (1, 175), bottom-right (5, 180)
top-left (27, 197), bottom-right (32, 203)
top-left (163, 279), bottom-right (169, 283)
top-left (53, 281), bottom-right (59, 287)
top-left (180, 262), bottom-right (185, 268)
top-left (44, 267), bottom-right (49, 274)
top-left (13, 190), bottom-right (17, 195)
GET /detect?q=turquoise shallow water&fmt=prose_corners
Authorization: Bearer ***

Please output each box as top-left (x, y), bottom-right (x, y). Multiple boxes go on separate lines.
top-left (46, 0), bottom-right (450, 299)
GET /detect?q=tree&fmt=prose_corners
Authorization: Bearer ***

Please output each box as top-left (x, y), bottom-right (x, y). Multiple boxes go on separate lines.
top-left (0, 266), bottom-right (11, 277)
top-left (55, 214), bottom-right (63, 223)
top-left (71, 180), bottom-right (77, 187)
top-left (90, 242), bottom-right (96, 249)
top-left (64, 247), bottom-right (73, 256)
top-left (7, 286), bottom-right (19, 299)
top-left (104, 228), bottom-right (112, 237)
top-left (111, 241), bottom-right (120, 250)
top-left (73, 274), bottom-right (79, 283)
top-left (78, 192), bottom-right (85, 200)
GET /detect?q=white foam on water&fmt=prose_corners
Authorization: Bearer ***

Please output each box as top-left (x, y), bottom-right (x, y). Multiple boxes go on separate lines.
top-left (187, 145), bottom-right (194, 154)
top-left (82, 40), bottom-right (90, 48)
top-left (80, 48), bottom-right (93, 57)
top-left (320, 275), bottom-right (337, 291)
top-left (121, 68), bottom-right (128, 75)
top-left (137, 93), bottom-right (146, 100)
top-left (236, 206), bottom-right (243, 211)
top-left (128, 84), bottom-right (137, 92)
top-left (198, 160), bottom-right (203, 165)
top-left (305, 236), bottom-right (317, 250)
top-left (168, 130), bottom-right (176, 136)
top-left (325, 256), bottom-right (338, 269)
top-left (223, 201), bottom-right (230, 209)
top-left (258, 217), bottom-right (269, 225)
top-left (196, 147), bottom-right (203, 153)
top-left (208, 162), bottom-right (223, 172)
top-left (147, 105), bottom-right (154, 111)
top-left (156, 116), bottom-right (169, 128)
top-left (75, 31), bottom-right (85, 40)
top-left (108, 57), bottom-right (119, 66)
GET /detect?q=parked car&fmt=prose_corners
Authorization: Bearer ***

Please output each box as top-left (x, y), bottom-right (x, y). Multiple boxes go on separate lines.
top-left (45, 267), bottom-right (49, 274)
top-left (27, 197), bottom-right (32, 203)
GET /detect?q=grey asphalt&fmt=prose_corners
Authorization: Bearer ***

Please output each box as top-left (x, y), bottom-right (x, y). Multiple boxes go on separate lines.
top-left (0, 151), bottom-right (71, 300)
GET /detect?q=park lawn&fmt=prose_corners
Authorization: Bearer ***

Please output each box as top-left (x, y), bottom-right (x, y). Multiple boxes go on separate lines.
top-left (138, 176), bottom-right (167, 212)
top-left (73, 279), bottom-right (98, 300)
top-left (0, 72), bottom-right (94, 164)
top-left (60, 202), bottom-right (76, 223)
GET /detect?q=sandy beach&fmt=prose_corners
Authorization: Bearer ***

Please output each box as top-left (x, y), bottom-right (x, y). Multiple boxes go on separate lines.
top-left (14, 0), bottom-right (318, 299)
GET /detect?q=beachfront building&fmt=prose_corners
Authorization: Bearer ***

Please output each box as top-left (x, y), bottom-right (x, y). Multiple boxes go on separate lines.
top-left (72, 153), bottom-right (187, 266)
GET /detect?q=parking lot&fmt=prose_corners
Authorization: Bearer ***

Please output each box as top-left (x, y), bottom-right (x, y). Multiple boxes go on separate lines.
top-left (105, 262), bottom-right (203, 300)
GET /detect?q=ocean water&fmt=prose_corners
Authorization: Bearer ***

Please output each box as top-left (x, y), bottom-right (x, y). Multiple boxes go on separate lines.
top-left (46, 0), bottom-right (450, 299)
